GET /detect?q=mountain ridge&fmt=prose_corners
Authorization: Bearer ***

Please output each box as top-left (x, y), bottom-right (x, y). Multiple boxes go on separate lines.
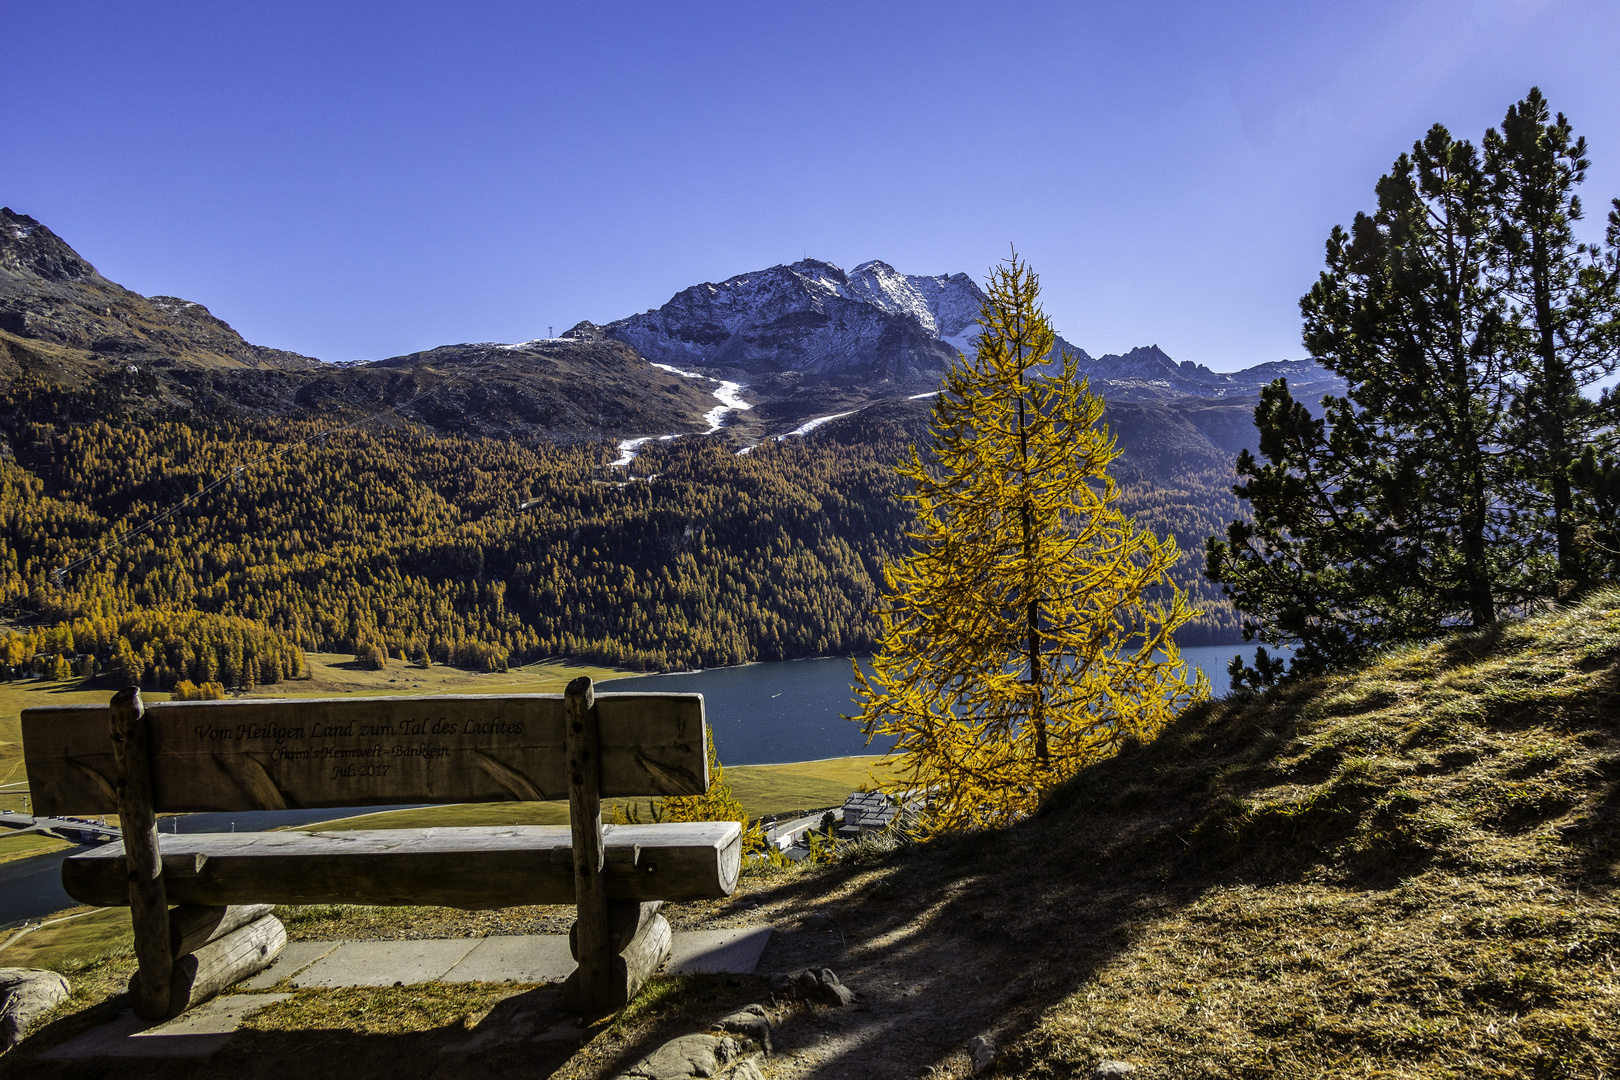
top-left (0, 210), bottom-right (1340, 463)
top-left (0, 206), bottom-right (322, 376)
top-left (599, 253), bottom-right (1340, 414)
top-left (601, 258), bottom-right (972, 386)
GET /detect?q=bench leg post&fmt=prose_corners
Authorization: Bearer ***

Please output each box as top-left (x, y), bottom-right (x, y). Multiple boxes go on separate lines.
top-left (111, 687), bottom-right (173, 1020)
top-left (565, 676), bottom-right (615, 1016)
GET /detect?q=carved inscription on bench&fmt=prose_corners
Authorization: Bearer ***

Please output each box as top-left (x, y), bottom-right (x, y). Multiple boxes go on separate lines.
top-left (23, 693), bottom-right (708, 815)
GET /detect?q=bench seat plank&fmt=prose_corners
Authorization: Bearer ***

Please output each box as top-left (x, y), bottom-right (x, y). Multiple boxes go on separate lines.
top-left (61, 822), bottom-right (742, 909)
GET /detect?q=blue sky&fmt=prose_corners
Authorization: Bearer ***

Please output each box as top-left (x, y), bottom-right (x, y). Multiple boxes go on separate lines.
top-left (4, 1), bottom-right (1618, 370)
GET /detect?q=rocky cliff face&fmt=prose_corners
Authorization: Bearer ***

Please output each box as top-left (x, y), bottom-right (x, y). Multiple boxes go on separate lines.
top-left (0, 212), bottom-right (98, 283)
top-left (842, 260), bottom-right (986, 354)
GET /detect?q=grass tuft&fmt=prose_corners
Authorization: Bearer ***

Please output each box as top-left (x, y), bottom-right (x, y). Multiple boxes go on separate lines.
top-left (241, 982), bottom-right (529, 1036)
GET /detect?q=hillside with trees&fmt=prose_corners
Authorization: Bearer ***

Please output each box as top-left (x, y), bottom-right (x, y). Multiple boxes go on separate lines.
top-left (0, 367), bottom-right (1245, 689)
top-left (0, 200), bottom-right (1293, 687)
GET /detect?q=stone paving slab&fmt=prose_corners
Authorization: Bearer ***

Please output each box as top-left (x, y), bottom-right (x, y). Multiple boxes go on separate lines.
top-left (291, 938), bottom-right (481, 987)
top-left (40, 994), bottom-right (290, 1059)
top-left (282, 931), bottom-right (770, 989)
top-left (442, 934), bottom-right (576, 983)
top-left (667, 928), bottom-right (773, 975)
top-left (239, 940), bottom-right (344, 990)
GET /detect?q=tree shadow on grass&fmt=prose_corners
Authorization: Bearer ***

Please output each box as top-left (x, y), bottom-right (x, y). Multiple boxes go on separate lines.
top-left (719, 658), bottom-right (1619, 1079)
top-left (695, 691), bottom-right (1334, 1076)
top-left (4, 975), bottom-right (779, 1080)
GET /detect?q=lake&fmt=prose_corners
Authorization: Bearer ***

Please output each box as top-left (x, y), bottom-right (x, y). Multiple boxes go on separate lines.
top-left (599, 642), bottom-right (1274, 765)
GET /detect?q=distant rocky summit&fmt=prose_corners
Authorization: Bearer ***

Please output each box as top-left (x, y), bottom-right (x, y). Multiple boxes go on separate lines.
top-left (601, 253), bottom-right (1339, 411)
top-left (1064, 345), bottom-right (1341, 410)
top-left (604, 259), bottom-right (985, 385)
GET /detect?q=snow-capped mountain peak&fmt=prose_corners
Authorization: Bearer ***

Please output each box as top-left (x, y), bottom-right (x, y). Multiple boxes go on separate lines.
top-left (598, 255), bottom-right (1340, 402)
top-left (845, 260), bottom-right (983, 340)
top-left (602, 257), bottom-right (986, 385)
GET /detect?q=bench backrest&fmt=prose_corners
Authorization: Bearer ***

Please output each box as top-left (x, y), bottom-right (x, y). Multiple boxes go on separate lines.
top-left (22, 692), bottom-right (708, 816)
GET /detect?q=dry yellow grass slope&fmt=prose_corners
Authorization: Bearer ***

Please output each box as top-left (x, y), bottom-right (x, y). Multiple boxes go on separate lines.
top-left (769, 586), bottom-right (1619, 1077)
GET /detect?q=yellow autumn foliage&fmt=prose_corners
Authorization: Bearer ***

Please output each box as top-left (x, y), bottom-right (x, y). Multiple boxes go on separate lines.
top-left (851, 255), bottom-right (1209, 832)
top-left (612, 728), bottom-right (767, 855)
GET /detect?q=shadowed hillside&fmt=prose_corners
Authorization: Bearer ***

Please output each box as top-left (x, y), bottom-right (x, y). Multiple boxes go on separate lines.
top-left (703, 588), bottom-right (1620, 1077)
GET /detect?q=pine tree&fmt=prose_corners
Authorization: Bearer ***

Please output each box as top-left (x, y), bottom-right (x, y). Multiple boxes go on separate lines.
top-left (1208, 123), bottom-right (1522, 675)
top-left (1485, 88), bottom-right (1620, 592)
top-left (1208, 92), bottom-right (1620, 681)
top-left (850, 256), bottom-right (1207, 832)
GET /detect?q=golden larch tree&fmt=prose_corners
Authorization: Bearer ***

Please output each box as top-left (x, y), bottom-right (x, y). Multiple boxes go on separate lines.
top-left (851, 255), bottom-right (1208, 832)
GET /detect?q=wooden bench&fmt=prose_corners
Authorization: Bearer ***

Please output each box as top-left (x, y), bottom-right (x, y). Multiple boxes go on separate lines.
top-left (22, 676), bottom-right (741, 1020)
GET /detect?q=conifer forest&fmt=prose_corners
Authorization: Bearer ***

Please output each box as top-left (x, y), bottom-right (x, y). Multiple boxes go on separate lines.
top-left (0, 375), bottom-right (1243, 689)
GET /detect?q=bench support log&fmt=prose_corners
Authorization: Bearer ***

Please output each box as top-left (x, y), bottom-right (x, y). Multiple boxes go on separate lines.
top-left (564, 901), bottom-right (672, 1013)
top-left (618, 912), bottom-right (672, 1002)
top-left (566, 676), bottom-right (615, 1016)
top-left (569, 900), bottom-right (662, 959)
top-left (111, 687), bottom-right (172, 1021)
top-left (156, 913), bottom-right (286, 1016)
top-left (169, 904), bottom-right (275, 959)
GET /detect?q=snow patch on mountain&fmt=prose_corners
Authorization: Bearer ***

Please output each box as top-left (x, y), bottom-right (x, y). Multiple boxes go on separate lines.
top-left (610, 437), bottom-right (654, 469)
top-left (649, 362), bottom-right (752, 432)
top-left (495, 337), bottom-right (571, 350)
top-left (611, 362), bottom-right (753, 468)
top-left (736, 406), bottom-right (862, 455)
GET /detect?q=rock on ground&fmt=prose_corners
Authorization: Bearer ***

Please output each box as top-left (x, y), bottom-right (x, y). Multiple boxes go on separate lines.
top-left (0, 968), bottom-right (71, 1048)
top-left (969, 1034), bottom-right (996, 1074)
top-left (713, 1004), bottom-right (771, 1053)
top-left (771, 968), bottom-right (854, 1007)
top-left (620, 1032), bottom-right (740, 1080)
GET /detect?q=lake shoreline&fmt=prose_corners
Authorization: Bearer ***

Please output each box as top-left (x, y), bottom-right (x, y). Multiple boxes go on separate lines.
top-left (595, 640), bottom-right (1252, 681)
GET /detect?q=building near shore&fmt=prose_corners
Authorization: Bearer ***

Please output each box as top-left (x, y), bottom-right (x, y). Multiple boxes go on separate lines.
top-left (838, 790), bottom-right (898, 839)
